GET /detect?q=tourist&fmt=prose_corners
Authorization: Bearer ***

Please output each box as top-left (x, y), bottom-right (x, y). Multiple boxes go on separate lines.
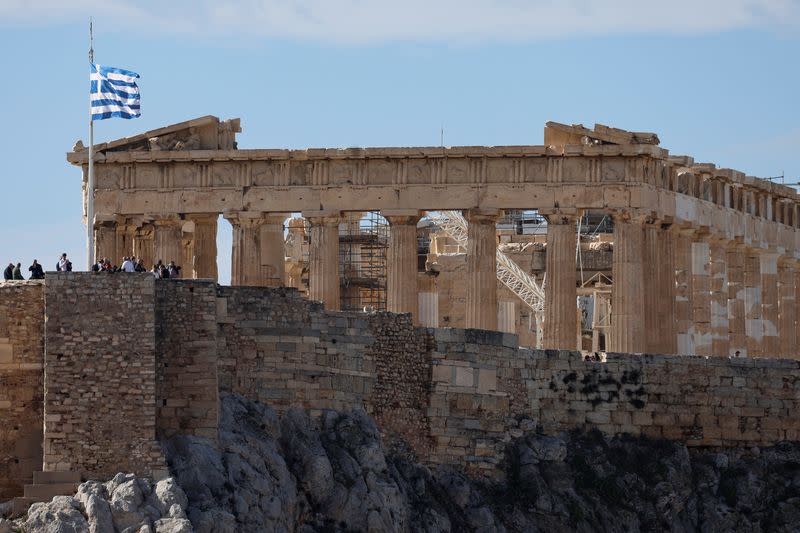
top-left (121, 256), bottom-right (135, 273)
top-left (159, 263), bottom-right (170, 279)
top-left (3, 263), bottom-right (12, 280)
top-left (28, 260), bottom-right (44, 280)
top-left (56, 253), bottom-right (72, 272)
top-left (135, 258), bottom-right (147, 272)
top-left (168, 261), bottom-right (181, 279)
top-left (12, 263), bottom-right (23, 280)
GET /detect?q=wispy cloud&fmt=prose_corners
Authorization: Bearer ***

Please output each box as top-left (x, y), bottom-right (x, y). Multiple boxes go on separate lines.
top-left (1, 0), bottom-right (798, 43)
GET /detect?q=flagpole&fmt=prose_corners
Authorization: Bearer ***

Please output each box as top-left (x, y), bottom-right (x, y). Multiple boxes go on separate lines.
top-left (87, 18), bottom-right (95, 270)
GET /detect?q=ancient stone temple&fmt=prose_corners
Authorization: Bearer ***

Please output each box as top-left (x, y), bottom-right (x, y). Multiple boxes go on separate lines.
top-left (67, 116), bottom-right (800, 358)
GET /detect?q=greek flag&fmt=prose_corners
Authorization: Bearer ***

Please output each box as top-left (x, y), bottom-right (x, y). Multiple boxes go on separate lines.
top-left (90, 64), bottom-right (140, 120)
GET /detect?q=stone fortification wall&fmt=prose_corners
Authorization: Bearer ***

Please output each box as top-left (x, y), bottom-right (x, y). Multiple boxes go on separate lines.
top-left (0, 282), bottom-right (44, 498)
top-left (3, 276), bottom-right (799, 495)
top-left (428, 330), bottom-right (800, 474)
top-left (216, 286), bottom-right (374, 412)
top-left (365, 313), bottom-right (433, 457)
top-left (43, 273), bottom-right (167, 479)
top-left (214, 286), bottom-right (433, 457)
top-left (155, 280), bottom-right (218, 441)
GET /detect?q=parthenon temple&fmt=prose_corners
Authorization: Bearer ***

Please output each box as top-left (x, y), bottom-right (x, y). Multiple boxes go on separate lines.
top-left (67, 115), bottom-right (800, 358)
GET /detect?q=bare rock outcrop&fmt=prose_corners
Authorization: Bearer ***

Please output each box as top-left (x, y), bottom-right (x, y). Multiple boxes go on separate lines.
top-left (11, 476), bottom-right (191, 533)
top-left (12, 392), bottom-right (800, 532)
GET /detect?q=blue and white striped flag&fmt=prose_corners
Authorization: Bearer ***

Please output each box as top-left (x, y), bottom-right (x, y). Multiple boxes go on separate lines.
top-left (90, 64), bottom-right (140, 120)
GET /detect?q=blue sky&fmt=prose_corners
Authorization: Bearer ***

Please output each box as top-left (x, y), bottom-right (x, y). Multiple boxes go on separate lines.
top-left (0, 1), bottom-right (798, 283)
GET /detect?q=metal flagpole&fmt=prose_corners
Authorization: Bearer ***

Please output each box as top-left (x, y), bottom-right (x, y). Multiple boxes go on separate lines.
top-left (87, 18), bottom-right (95, 270)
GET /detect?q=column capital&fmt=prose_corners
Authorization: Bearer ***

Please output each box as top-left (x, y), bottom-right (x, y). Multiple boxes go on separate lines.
top-left (151, 215), bottom-right (182, 227)
top-left (186, 212), bottom-right (221, 224)
top-left (383, 214), bottom-right (421, 226)
top-left (608, 208), bottom-right (652, 225)
top-left (223, 211), bottom-right (288, 228)
top-left (381, 209), bottom-right (421, 225)
top-left (464, 208), bottom-right (502, 224)
top-left (302, 210), bottom-right (341, 226)
top-left (94, 213), bottom-right (118, 226)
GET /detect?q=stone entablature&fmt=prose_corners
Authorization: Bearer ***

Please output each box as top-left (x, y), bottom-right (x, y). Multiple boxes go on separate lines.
top-left (68, 118), bottom-right (798, 251)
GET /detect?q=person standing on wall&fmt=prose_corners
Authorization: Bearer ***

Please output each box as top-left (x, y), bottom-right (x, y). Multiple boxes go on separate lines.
top-left (3, 263), bottom-right (12, 280)
top-left (56, 253), bottom-right (72, 272)
top-left (28, 260), bottom-right (45, 279)
top-left (12, 263), bottom-right (23, 280)
top-left (120, 256), bottom-right (135, 273)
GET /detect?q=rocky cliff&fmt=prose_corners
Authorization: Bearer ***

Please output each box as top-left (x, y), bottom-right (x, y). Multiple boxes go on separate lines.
top-left (6, 393), bottom-right (800, 532)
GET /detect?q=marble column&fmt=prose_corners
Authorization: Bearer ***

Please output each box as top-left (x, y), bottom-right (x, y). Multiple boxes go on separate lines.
top-left (656, 225), bottom-right (677, 354)
top-left (383, 212), bottom-right (421, 319)
top-left (760, 252), bottom-right (780, 356)
top-left (691, 234), bottom-right (712, 355)
top-left (115, 221), bottom-right (136, 263)
top-left (224, 213), bottom-right (243, 286)
top-left (542, 213), bottom-right (577, 349)
top-left (260, 214), bottom-right (289, 287)
top-left (609, 212), bottom-right (645, 353)
top-left (133, 223), bottom-right (154, 269)
top-left (744, 249), bottom-right (763, 357)
top-left (94, 221), bottom-right (117, 264)
top-left (182, 225), bottom-right (194, 278)
top-left (642, 220), bottom-right (661, 353)
top-left (226, 212), bottom-right (288, 286)
top-left (305, 212), bottom-right (341, 310)
top-left (674, 228), bottom-right (695, 354)
top-left (777, 260), bottom-right (796, 358)
top-left (187, 214), bottom-right (218, 280)
top-left (418, 292), bottom-right (439, 328)
top-left (726, 242), bottom-right (747, 356)
top-left (153, 217), bottom-right (183, 267)
top-left (465, 209), bottom-right (499, 331)
top-left (709, 240), bottom-right (729, 357)
top-left (285, 218), bottom-right (308, 290)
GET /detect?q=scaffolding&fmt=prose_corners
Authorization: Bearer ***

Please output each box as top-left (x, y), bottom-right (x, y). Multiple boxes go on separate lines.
top-left (339, 211), bottom-right (389, 312)
top-left (497, 209), bottom-right (548, 235)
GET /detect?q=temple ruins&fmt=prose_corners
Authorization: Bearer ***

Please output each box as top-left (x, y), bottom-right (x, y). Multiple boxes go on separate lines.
top-left (66, 115), bottom-right (800, 359)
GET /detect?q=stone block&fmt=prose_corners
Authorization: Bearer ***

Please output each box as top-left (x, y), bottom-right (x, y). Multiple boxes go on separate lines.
top-left (454, 367), bottom-right (475, 387)
top-left (477, 369), bottom-right (497, 393)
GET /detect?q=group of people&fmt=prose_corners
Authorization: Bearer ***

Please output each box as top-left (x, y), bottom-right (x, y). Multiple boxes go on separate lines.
top-left (151, 260), bottom-right (182, 279)
top-left (3, 254), bottom-right (72, 281)
top-left (92, 256), bottom-right (147, 273)
top-left (3, 253), bottom-right (184, 281)
top-left (93, 256), bottom-right (182, 279)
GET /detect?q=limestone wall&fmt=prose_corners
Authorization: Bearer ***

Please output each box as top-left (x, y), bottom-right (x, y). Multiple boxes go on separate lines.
top-left (427, 330), bottom-right (800, 474)
top-left (3, 276), bottom-right (799, 494)
top-left (365, 313), bottom-right (433, 457)
top-left (0, 282), bottom-right (44, 498)
top-left (43, 273), bottom-right (167, 479)
top-left (213, 287), bottom-right (800, 475)
top-left (215, 286), bottom-right (375, 412)
top-left (155, 280), bottom-right (218, 441)
top-left (215, 286), bottom-right (433, 457)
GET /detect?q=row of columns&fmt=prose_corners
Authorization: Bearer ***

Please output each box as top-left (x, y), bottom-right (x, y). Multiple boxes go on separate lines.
top-left (95, 215), bottom-right (219, 279)
top-left (541, 210), bottom-right (797, 358)
top-left (300, 209), bottom-right (500, 328)
top-left (604, 215), bottom-right (797, 357)
top-left (95, 209), bottom-right (798, 357)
